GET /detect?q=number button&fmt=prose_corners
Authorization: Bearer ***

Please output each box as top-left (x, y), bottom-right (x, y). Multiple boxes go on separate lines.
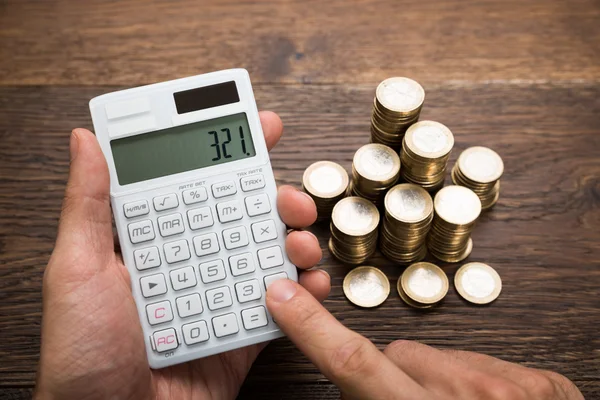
top-left (193, 233), bottom-right (220, 257)
top-left (169, 266), bottom-right (197, 291)
top-left (164, 239), bottom-right (191, 264)
top-left (229, 253), bottom-right (256, 276)
top-left (251, 220), bottom-right (278, 243)
top-left (257, 246), bottom-right (284, 270)
top-left (128, 220), bottom-right (155, 244)
top-left (134, 246), bottom-right (161, 270)
top-left (182, 187), bottom-right (208, 205)
top-left (240, 175), bottom-right (265, 192)
top-left (187, 207), bottom-right (214, 230)
top-left (182, 320), bottom-right (210, 345)
top-left (222, 226), bottom-right (249, 250)
top-left (158, 213), bottom-right (185, 237)
top-left (146, 300), bottom-right (173, 326)
top-left (153, 193), bottom-right (179, 211)
top-left (216, 200), bottom-right (243, 223)
top-left (264, 272), bottom-right (288, 290)
top-left (205, 286), bottom-right (233, 311)
top-left (123, 199), bottom-right (149, 218)
top-left (245, 194), bottom-right (271, 217)
top-left (212, 313), bottom-right (239, 338)
top-left (212, 181), bottom-right (237, 198)
top-left (199, 259), bottom-right (227, 284)
top-left (152, 328), bottom-right (178, 352)
top-left (140, 273), bottom-right (167, 298)
top-left (241, 306), bottom-right (268, 330)
top-left (176, 293), bottom-right (203, 318)
top-left (235, 279), bottom-right (262, 303)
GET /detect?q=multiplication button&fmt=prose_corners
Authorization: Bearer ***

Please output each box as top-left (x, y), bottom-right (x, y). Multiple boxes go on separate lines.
top-left (240, 175), bottom-right (265, 192)
top-left (251, 220), bottom-right (278, 243)
top-left (182, 187), bottom-right (208, 205)
top-left (212, 181), bottom-right (237, 198)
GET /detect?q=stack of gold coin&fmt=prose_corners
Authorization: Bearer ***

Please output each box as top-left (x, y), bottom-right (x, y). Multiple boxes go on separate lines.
top-left (400, 121), bottom-right (454, 192)
top-left (350, 143), bottom-right (400, 204)
top-left (302, 161), bottom-right (349, 221)
top-left (380, 184), bottom-right (433, 264)
top-left (343, 266), bottom-right (390, 308)
top-left (371, 77), bottom-right (425, 149)
top-left (329, 197), bottom-right (380, 265)
top-left (427, 185), bottom-right (481, 263)
top-left (397, 262), bottom-right (449, 308)
top-left (451, 146), bottom-right (504, 210)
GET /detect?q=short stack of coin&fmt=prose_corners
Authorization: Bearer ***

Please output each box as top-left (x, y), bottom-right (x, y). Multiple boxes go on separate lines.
top-left (397, 262), bottom-right (449, 308)
top-left (371, 77), bottom-right (425, 149)
top-left (427, 185), bottom-right (481, 263)
top-left (451, 146), bottom-right (504, 210)
top-left (400, 121), bottom-right (454, 192)
top-left (343, 266), bottom-right (390, 308)
top-left (329, 197), bottom-right (380, 264)
top-left (380, 184), bottom-right (433, 264)
top-left (350, 143), bottom-right (400, 205)
top-left (302, 161), bottom-right (349, 221)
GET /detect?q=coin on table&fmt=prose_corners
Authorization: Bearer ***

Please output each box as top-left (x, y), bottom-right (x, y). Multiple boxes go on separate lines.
top-left (331, 196), bottom-right (380, 237)
top-left (385, 183), bottom-right (433, 224)
top-left (454, 262), bottom-right (502, 305)
top-left (303, 161), bottom-right (349, 199)
top-left (434, 185), bottom-right (482, 226)
top-left (404, 120), bottom-right (454, 159)
top-left (353, 143), bottom-right (401, 183)
top-left (457, 146), bottom-right (504, 184)
top-left (343, 266), bottom-right (390, 308)
top-left (399, 262), bottom-right (449, 307)
top-left (376, 77), bottom-right (425, 114)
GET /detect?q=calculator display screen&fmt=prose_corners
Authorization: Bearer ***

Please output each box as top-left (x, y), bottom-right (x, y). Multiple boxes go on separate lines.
top-left (110, 113), bottom-right (256, 185)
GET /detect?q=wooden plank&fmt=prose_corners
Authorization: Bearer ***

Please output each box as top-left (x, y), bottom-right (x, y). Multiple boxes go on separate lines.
top-left (0, 83), bottom-right (599, 398)
top-left (1, 0), bottom-right (599, 85)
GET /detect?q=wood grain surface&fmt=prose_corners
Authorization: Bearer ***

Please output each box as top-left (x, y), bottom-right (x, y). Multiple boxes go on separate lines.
top-left (1, 0), bottom-right (599, 399)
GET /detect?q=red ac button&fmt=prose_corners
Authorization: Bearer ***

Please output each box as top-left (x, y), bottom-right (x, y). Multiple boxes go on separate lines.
top-left (153, 328), bottom-right (179, 352)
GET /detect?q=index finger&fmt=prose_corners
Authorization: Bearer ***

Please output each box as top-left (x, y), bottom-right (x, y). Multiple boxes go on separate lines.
top-left (259, 111), bottom-right (283, 151)
top-left (266, 279), bottom-right (427, 399)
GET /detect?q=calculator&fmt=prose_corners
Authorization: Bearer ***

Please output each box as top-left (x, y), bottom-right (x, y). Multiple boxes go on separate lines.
top-left (89, 69), bottom-right (297, 369)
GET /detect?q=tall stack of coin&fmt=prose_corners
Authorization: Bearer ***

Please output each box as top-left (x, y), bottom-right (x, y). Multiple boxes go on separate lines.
top-left (371, 77), bottom-right (425, 148)
top-left (380, 184), bottom-right (433, 264)
top-left (451, 146), bottom-right (504, 210)
top-left (400, 121), bottom-right (454, 192)
top-left (302, 161), bottom-right (349, 221)
top-left (397, 262), bottom-right (449, 308)
top-left (329, 197), bottom-right (380, 265)
top-left (350, 143), bottom-right (400, 205)
top-left (427, 185), bottom-right (481, 263)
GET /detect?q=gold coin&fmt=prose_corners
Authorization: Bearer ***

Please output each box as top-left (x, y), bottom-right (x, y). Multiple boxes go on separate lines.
top-left (353, 143), bottom-right (401, 183)
top-left (384, 183), bottom-right (433, 223)
top-left (404, 121), bottom-right (454, 159)
top-left (343, 266), bottom-right (390, 308)
top-left (454, 262), bottom-right (502, 304)
top-left (375, 77), bottom-right (425, 114)
top-left (331, 196), bottom-right (380, 237)
top-left (434, 186), bottom-right (481, 226)
top-left (303, 161), bottom-right (349, 198)
top-left (400, 262), bottom-right (449, 305)
top-left (457, 146), bottom-right (504, 184)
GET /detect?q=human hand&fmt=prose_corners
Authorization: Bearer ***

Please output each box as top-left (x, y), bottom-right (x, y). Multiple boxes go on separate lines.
top-left (266, 279), bottom-right (584, 400)
top-left (35, 111), bottom-right (330, 399)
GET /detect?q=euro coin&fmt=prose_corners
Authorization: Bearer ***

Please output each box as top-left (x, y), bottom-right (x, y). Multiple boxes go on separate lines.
top-left (343, 266), bottom-right (390, 308)
top-left (398, 262), bottom-right (449, 308)
top-left (454, 262), bottom-right (502, 304)
top-left (303, 161), bottom-right (349, 221)
top-left (351, 143), bottom-right (400, 204)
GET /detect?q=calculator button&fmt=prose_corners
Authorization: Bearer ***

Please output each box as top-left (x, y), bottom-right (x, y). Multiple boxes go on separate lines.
top-left (264, 272), bottom-right (288, 290)
top-left (182, 187), bottom-right (208, 205)
top-left (158, 213), bottom-right (185, 237)
top-left (176, 293), bottom-right (203, 318)
top-left (134, 246), bottom-right (161, 270)
top-left (240, 175), bottom-right (265, 192)
top-left (164, 239), bottom-right (191, 264)
top-left (140, 273), bottom-right (167, 298)
top-left (245, 194), bottom-right (271, 217)
top-left (235, 279), bottom-right (262, 303)
top-left (199, 259), bottom-right (227, 283)
top-left (128, 220), bottom-right (155, 244)
top-left (146, 300), bottom-right (173, 326)
top-left (205, 286), bottom-right (233, 311)
top-left (169, 266), bottom-right (197, 291)
top-left (212, 313), bottom-right (239, 338)
top-left (241, 306), bottom-right (268, 330)
top-left (212, 181), bottom-right (237, 198)
top-left (257, 246), bottom-right (284, 270)
top-left (187, 207), bottom-right (214, 231)
top-left (229, 253), bottom-right (256, 276)
top-left (152, 328), bottom-right (178, 352)
top-left (182, 320), bottom-right (210, 345)
top-left (251, 220), bottom-right (278, 243)
top-left (193, 233), bottom-right (220, 257)
top-left (153, 193), bottom-right (179, 211)
top-left (123, 199), bottom-right (149, 218)
top-left (216, 200), bottom-right (243, 223)
top-left (222, 226), bottom-right (249, 250)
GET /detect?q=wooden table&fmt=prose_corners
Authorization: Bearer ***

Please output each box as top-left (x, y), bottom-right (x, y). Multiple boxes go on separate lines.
top-left (1, 1), bottom-right (599, 398)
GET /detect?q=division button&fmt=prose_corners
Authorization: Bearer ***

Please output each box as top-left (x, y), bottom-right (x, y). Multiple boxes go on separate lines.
top-left (212, 313), bottom-right (239, 338)
top-left (244, 193), bottom-right (271, 217)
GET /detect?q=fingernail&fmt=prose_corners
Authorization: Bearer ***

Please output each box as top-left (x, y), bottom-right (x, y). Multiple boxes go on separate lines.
top-left (303, 230), bottom-right (320, 246)
top-left (295, 187), bottom-right (315, 203)
top-left (268, 279), bottom-right (297, 303)
top-left (317, 268), bottom-right (330, 280)
top-left (70, 130), bottom-right (80, 161)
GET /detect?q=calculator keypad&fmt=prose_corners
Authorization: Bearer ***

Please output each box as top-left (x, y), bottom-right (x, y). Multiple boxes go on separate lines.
top-left (187, 207), bottom-right (214, 230)
top-left (251, 220), bottom-right (278, 243)
top-left (140, 273), bottom-right (167, 298)
top-left (199, 259), bottom-right (227, 284)
top-left (212, 313), bottom-right (239, 337)
top-left (134, 246), bottom-right (161, 270)
top-left (193, 233), bottom-right (220, 257)
top-left (176, 293), bottom-right (203, 318)
top-left (216, 200), bottom-right (244, 223)
top-left (128, 220), bottom-right (155, 244)
top-left (153, 193), bottom-right (179, 211)
top-left (164, 239), bottom-right (191, 264)
top-left (169, 266), bottom-right (197, 291)
top-left (206, 286), bottom-right (233, 311)
top-left (158, 213), bottom-right (185, 237)
top-left (146, 300), bottom-right (173, 325)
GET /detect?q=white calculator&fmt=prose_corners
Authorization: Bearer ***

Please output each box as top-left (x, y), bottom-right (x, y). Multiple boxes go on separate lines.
top-left (89, 69), bottom-right (297, 369)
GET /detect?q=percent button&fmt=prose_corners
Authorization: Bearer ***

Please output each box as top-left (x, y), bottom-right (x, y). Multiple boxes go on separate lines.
top-left (183, 187), bottom-right (208, 205)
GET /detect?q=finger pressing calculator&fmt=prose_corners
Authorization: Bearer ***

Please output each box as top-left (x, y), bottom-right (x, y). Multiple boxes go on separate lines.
top-left (89, 69), bottom-right (297, 369)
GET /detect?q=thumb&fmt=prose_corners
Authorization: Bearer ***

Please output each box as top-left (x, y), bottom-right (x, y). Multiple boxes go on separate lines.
top-left (55, 129), bottom-right (114, 256)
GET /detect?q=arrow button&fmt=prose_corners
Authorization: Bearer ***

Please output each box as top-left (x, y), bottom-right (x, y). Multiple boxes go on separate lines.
top-left (140, 273), bottom-right (167, 298)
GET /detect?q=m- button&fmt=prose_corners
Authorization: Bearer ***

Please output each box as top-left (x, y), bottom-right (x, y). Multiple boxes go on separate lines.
top-left (212, 181), bottom-right (237, 198)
